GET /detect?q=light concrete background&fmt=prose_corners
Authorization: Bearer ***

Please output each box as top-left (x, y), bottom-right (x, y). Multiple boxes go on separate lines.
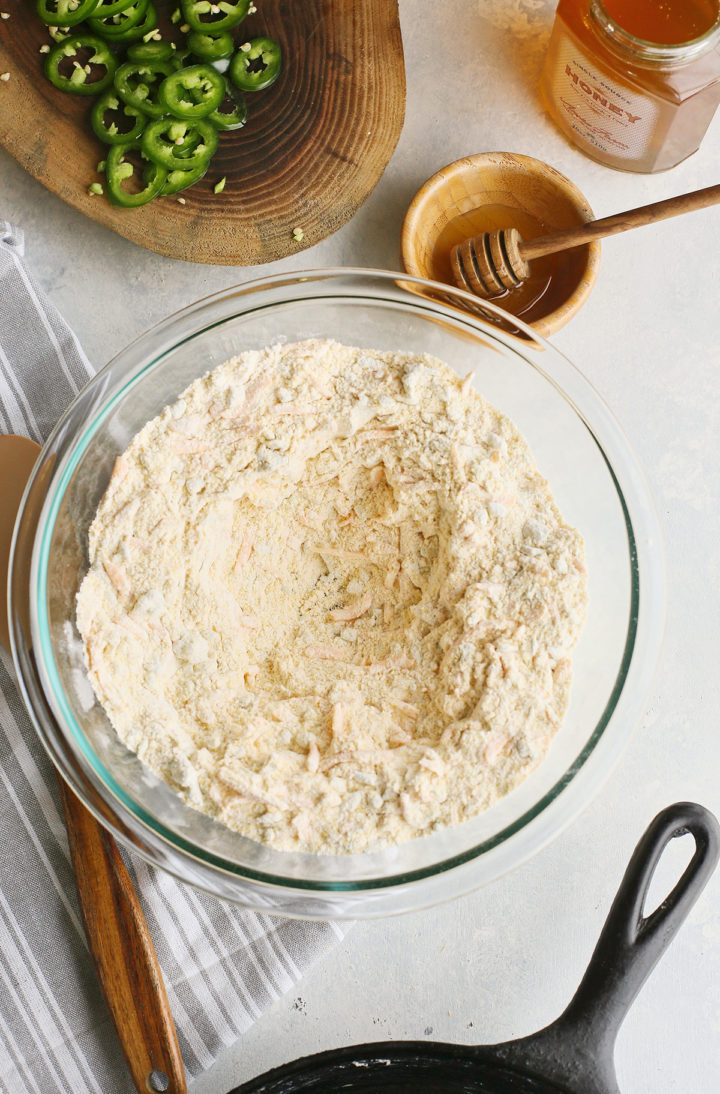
top-left (2, 1), bottom-right (719, 1091)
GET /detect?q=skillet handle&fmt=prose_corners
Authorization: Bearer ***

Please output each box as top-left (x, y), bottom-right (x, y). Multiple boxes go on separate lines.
top-left (558, 802), bottom-right (719, 1053)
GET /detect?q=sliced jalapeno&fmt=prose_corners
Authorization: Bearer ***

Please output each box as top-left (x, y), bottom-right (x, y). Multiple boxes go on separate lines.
top-left (172, 128), bottom-right (203, 158)
top-left (36, 0), bottom-right (100, 27)
top-left (105, 140), bottom-right (167, 206)
top-left (114, 60), bottom-right (174, 117)
top-left (127, 39), bottom-right (175, 63)
top-left (34, 0), bottom-right (278, 212)
top-left (88, 0), bottom-right (147, 37)
top-left (229, 37), bottom-right (281, 92)
top-left (141, 116), bottom-right (218, 170)
top-left (87, 0), bottom-right (137, 17)
top-left (207, 82), bottom-right (247, 130)
top-left (45, 34), bottom-right (117, 95)
top-left (106, 0), bottom-right (158, 43)
top-left (157, 64), bottom-right (225, 119)
top-left (162, 162), bottom-right (208, 194)
top-left (180, 0), bottom-right (249, 34)
top-left (187, 30), bottom-right (234, 63)
top-left (91, 90), bottom-right (146, 143)
top-left (170, 47), bottom-right (193, 70)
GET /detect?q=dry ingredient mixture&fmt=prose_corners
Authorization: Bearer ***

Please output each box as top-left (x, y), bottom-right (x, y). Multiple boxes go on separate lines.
top-left (76, 340), bottom-right (587, 854)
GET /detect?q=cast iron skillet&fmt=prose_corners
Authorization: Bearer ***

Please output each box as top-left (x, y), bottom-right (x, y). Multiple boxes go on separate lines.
top-left (229, 802), bottom-right (719, 1094)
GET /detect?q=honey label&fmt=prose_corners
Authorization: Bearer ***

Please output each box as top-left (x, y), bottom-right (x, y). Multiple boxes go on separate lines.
top-left (548, 34), bottom-right (660, 159)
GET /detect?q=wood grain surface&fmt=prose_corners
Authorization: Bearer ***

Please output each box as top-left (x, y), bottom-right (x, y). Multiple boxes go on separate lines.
top-left (58, 777), bottom-right (187, 1094)
top-left (0, 1), bottom-right (405, 265)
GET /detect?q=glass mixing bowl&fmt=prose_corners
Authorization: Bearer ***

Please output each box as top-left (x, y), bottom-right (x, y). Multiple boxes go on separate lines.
top-left (10, 270), bottom-right (665, 918)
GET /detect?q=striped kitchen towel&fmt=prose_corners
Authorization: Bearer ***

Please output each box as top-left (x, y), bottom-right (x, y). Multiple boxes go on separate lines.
top-left (0, 222), bottom-right (349, 1094)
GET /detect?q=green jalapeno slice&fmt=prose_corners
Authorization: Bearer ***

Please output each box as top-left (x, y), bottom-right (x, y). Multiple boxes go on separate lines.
top-left (114, 60), bottom-right (175, 117)
top-left (141, 116), bottom-right (218, 170)
top-left (91, 90), bottom-right (146, 143)
top-left (45, 34), bottom-right (117, 95)
top-left (171, 129), bottom-right (203, 158)
top-left (229, 36), bottom-right (281, 92)
top-left (106, 0), bottom-right (158, 43)
top-left (207, 82), bottom-right (247, 130)
top-left (88, 0), bottom-right (147, 37)
top-left (186, 30), bottom-right (234, 62)
top-left (180, 0), bottom-right (249, 35)
top-left (36, 0), bottom-right (100, 27)
top-left (157, 64), bottom-right (225, 119)
top-left (87, 0), bottom-right (137, 18)
top-left (127, 39), bottom-right (175, 63)
top-left (170, 47), bottom-right (193, 70)
top-left (162, 162), bottom-right (208, 194)
top-left (105, 140), bottom-right (167, 206)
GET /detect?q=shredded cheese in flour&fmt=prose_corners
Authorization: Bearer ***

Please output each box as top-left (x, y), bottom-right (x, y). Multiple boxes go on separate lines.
top-left (76, 340), bottom-right (587, 854)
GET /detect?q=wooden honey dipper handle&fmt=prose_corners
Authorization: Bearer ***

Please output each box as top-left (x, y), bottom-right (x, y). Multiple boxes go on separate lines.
top-left (451, 182), bottom-right (720, 299)
top-left (520, 182), bottom-right (720, 261)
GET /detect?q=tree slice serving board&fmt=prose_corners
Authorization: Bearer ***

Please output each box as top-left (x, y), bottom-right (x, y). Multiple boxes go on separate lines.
top-left (0, 1), bottom-right (405, 265)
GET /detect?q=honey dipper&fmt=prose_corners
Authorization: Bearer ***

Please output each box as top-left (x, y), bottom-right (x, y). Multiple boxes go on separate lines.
top-left (451, 182), bottom-right (720, 300)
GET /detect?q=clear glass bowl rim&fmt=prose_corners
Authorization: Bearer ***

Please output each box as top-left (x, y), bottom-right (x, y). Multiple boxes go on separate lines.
top-left (10, 268), bottom-right (666, 917)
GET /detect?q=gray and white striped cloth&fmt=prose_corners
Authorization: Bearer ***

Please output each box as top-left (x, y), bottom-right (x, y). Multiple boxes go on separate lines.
top-left (0, 222), bottom-right (348, 1094)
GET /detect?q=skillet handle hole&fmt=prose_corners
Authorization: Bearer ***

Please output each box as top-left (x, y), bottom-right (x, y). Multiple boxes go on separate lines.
top-left (642, 831), bottom-right (695, 921)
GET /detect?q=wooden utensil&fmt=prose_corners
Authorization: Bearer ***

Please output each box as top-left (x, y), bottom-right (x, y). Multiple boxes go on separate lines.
top-left (0, 0), bottom-right (405, 265)
top-left (452, 182), bottom-right (720, 299)
top-left (0, 434), bottom-right (186, 1094)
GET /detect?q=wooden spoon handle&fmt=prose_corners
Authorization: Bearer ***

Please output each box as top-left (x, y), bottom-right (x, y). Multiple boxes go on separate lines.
top-left (58, 778), bottom-right (187, 1094)
top-left (521, 182), bottom-right (720, 261)
top-left (1, 434), bottom-right (184, 1091)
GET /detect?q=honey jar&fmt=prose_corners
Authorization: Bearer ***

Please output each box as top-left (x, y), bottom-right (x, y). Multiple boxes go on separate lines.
top-left (540, 0), bottom-right (720, 171)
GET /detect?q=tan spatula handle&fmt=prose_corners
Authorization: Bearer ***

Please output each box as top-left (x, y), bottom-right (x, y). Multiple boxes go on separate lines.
top-left (521, 182), bottom-right (720, 261)
top-left (58, 780), bottom-right (187, 1094)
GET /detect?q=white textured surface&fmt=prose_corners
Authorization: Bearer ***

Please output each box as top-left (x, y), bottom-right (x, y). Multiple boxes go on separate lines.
top-left (2, 1), bottom-right (720, 1091)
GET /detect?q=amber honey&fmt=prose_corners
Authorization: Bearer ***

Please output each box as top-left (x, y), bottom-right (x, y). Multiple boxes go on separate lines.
top-left (601, 0), bottom-right (717, 45)
top-left (430, 204), bottom-right (587, 332)
top-left (540, 0), bottom-right (720, 172)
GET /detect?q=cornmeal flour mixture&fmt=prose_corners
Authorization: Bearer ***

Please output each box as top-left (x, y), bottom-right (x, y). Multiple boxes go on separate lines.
top-left (76, 340), bottom-right (587, 854)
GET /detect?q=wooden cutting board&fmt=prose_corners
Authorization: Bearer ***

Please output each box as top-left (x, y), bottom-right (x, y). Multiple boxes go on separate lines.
top-left (0, 1), bottom-right (405, 265)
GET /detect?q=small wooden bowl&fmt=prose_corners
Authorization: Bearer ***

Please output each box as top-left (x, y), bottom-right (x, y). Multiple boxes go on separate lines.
top-left (401, 152), bottom-right (601, 338)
